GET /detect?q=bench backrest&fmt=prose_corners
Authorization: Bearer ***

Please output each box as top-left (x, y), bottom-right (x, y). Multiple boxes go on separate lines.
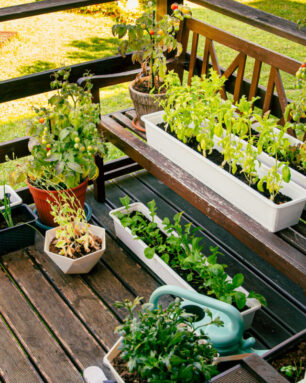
top-left (176, 17), bottom-right (301, 134)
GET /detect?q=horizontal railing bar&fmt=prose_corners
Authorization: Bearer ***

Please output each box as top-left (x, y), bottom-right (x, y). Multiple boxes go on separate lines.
top-left (0, 137), bottom-right (30, 163)
top-left (0, 53), bottom-right (137, 104)
top-left (188, 0), bottom-right (306, 46)
top-left (0, 0), bottom-right (114, 22)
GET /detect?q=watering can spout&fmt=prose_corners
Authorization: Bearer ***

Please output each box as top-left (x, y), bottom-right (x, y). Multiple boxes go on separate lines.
top-left (149, 286), bottom-right (264, 356)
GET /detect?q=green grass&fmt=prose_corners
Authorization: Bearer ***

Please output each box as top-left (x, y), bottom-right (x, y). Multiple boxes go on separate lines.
top-left (0, 0), bottom-right (305, 185)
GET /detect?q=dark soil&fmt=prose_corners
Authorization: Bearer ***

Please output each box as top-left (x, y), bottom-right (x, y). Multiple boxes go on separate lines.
top-left (49, 235), bottom-right (102, 258)
top-left (27, 177), bottom-right (86, 191)
top-left (112, 356), bottom-right (147, 383)
top-left (157, 122), bottom-right (292, 205)
top-left (270, 341), bottom-right (306, 382)
top-left (0, 211), bottom-right (30, 230)
top-left (133, 77), bottom-right (165, 95)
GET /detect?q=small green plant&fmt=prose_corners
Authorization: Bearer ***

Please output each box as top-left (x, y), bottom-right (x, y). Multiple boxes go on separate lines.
top-left (115, 196), bottom-right (267, 310)
top-left (10, 69), bottom-right (106, 189)
top-left (256, 115), bottom-right (292, 201)
top-left (114, 297), bottom-right (221, 382)
top-left (49, 188), bottom-right (101, 258)
top-left (112, 2), bottom-right (191, 91)
top-left (159, 70), bottom-right (226, 155)
top-left (280, 361), bottom-right (304, 382)
top-left (0, 184), bottom-right (13, 228)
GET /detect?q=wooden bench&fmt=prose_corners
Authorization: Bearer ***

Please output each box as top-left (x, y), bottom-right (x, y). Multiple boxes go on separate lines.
top-left (83, 15), bottom-right (305, 291)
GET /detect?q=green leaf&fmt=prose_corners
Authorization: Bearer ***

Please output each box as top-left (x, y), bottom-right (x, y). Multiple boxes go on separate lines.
top-left (67, 162), bottom-right (83, 173)
top-left (161, 253), bottom-right (169, 264)
top-left (144, 247), bottom-right (155, 259)
top-left (282, 165), bottom-right (291, 183)
top-left (231, 273), bottom-right (244, 288)
top-left (234, 291), bottom-right (247, 310)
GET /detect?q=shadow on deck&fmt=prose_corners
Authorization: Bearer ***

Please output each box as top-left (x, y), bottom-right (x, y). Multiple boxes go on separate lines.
top-left (0, 170), bottom-right (305, 382)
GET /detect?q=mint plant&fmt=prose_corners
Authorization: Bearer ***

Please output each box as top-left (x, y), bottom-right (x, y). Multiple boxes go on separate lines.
top-left (114, 297), bottom-right (221, 382)
top-left (115, 196), bottom-right (267, 310)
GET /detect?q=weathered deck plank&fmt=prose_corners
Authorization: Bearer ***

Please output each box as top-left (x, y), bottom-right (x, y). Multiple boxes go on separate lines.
top-left (27, 245), bottom-right (120, 350)
top-left (2, 250), bottom-right (106, 370)
top-left (0, 262), bottom-right (83, 383)
top-left (0, 318), bottom-right (43, 383)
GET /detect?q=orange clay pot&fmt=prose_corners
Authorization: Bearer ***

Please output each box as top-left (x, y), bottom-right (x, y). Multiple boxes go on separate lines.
top-left (27, 178), bottom-right (88, 227)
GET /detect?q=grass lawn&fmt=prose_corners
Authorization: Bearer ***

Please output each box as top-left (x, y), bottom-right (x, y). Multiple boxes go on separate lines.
top-left (0, 0), bottom-right (305, 185)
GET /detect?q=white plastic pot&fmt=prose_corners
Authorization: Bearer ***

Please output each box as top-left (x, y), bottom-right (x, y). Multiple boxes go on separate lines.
top-left (110, 202), bottom-right (261, 330)
top-left (142, 111), bottom-right (306, 232)
top-left (44, 224), bottom-right (106, 274)
top-left (0, 185), bottom-right (22, 211)
top-left (103, 338), bottom-right (125, 383)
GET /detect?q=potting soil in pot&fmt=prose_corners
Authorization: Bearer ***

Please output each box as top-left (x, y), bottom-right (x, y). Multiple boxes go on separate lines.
top-left (113, 356), bottom-right (147, 383)
top-left (49, 236), bottom-right (102, 259)
top-left (0, 211), bottom-right (30, 229)
top-left (270, 341), bottom-right (306, 382)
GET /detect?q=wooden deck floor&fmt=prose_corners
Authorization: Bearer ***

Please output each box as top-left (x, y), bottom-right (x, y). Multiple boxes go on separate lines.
top-left (0, 170), bottom-right (305, 382)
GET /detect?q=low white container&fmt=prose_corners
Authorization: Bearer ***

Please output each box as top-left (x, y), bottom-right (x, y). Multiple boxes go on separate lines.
top-left (142, 111), bottom-right (306, 232)
top-left (0, 185), bottom-right (22, 211)
top-left (110, 202), bottom-right (261, 330)
top-left (103, 338), bottom-right (125, 383)
top-left (44, 224), bottom-right (106, 274)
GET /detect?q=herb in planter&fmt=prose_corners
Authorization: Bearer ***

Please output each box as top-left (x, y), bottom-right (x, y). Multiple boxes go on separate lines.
top-left (114, 297), bottom-right (221, 383)
top-left (48, 189), bottom-right (102, 258)
top-left (158, 70), bottom-right (295, 203)
top-left (115, 196), bottom-right (266, 310)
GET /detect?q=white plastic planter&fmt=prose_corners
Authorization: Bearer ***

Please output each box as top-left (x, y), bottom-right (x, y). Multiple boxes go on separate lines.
top-left (110, 202), bottom-right (260, 330)
top-left (142, 111), bottom-right (306, 232)
top-left (103, 338), bottom-right (125, 383)
top-left (44, 224), bottom-right (106, 274)
top-left (0, 185), bottom-right (22, 211)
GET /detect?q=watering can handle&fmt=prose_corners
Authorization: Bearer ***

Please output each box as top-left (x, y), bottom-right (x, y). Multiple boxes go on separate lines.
top-left (150, 285), bottom-right (244, 337)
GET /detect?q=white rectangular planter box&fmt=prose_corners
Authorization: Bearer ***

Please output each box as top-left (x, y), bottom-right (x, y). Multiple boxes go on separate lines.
top-left (110, 202), bottom-right (261, 330)
top-left (44, 224), bottom-right (106, 274)
top-left (0, 185), bottom-right (22, 211)
top-left (142, 111), bottom-right (306, 232)
top-left (104, 338), bottom-right (125, 383)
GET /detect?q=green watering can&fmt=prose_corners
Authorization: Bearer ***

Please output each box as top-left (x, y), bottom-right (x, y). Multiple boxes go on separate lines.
top-left (149, 286), bottom-right (267, 356)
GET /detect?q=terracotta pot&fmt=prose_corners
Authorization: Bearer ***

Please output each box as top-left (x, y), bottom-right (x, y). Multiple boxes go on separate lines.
top-left (27, 178), bottom-right (88, 227)
top-left (129, 77), bottom-right (166, 127)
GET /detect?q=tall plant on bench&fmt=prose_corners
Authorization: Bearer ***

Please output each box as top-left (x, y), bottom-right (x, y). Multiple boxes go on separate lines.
top-left (112, 1), bottom-right (191, 128)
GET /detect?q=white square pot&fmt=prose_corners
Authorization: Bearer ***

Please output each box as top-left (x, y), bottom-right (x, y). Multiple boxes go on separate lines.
top-left (110, 202), bottom-right (260, 330)
top-left (44, 224), bottom-right (106, 274)
top-left (0, 185), bottom-right (22, 211)
top-left (142, 111), bottom-right (306, 232)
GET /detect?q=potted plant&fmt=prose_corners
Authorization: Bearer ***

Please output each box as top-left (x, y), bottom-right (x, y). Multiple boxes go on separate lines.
top-left (112, 2), bottom-right (191, 129)
top-left (10, 69), bottom-right (106, 227)
top-left (141, 71), bottom-right (306, 232)
top-left (104, 297), bottom-right (221, 382)
top-left (0, 183), bottom-right (37, 256)
top-left (109, 196), bottom-right (266, 330)
top-left (44, 188), bottom-right (106, 274)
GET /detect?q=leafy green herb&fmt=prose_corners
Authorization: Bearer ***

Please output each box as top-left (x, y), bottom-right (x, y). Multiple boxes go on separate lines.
top-left (116, 197), bottom-right (267, 310)
top-left (114, 297), bottom-right (221, 382)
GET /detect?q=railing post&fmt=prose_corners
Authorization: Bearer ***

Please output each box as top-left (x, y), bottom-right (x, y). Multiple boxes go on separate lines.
top-left (156, 0), bottom-right (183, 19)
